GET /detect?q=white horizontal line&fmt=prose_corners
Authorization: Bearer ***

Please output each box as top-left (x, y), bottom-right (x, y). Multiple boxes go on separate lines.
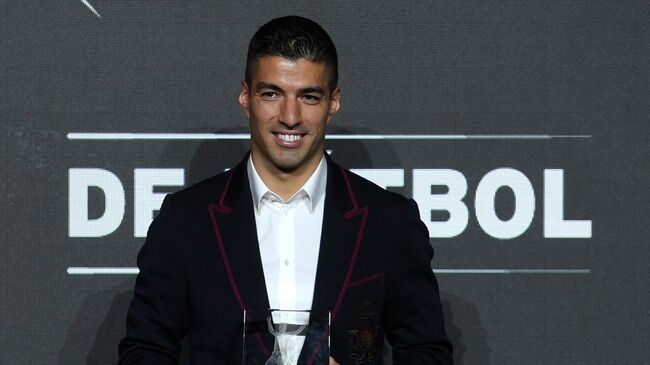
top-left (67, 267), bottom-right (140, 275)
top-left (433, 269), bottom-right (591, 274)
top-left (66, 133), bottom-right (592, 141)
top-left (66, 267), bottom-right (590, 275)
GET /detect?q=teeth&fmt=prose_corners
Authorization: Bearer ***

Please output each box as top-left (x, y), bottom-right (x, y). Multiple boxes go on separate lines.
top-left (278, 134), bottom-right (301, 142)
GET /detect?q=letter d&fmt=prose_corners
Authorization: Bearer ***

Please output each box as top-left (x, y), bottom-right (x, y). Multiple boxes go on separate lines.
top-left (69, 168), bottom-right (125, 237)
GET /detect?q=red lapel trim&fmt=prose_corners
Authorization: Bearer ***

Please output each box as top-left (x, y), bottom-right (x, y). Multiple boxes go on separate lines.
top-left (207, 168), bottom-right (269, 358)
top-left (347, 272), bottom-right (385, 289)
top-left (331, 166), bottom-right (369, 322)
top-left (208, 169), bottom-right (240, 308)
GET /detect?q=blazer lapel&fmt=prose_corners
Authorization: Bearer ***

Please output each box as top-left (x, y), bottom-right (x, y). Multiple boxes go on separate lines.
top-left (299, 156), bottom-right (370, 365)
top-left (207, 158), bottom-right (273, 356)
top-left (311, 156), bottom-right (369, 323)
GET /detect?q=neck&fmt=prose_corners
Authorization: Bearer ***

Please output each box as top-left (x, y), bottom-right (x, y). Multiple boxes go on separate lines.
top-left (251, 152), bottom-right (323, 201)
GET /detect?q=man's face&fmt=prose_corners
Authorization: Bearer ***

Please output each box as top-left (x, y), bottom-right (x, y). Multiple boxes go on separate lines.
top-left (239, 56), bottom-right (340, 177)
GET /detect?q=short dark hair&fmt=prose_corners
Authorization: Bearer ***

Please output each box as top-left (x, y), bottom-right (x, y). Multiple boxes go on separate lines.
top-left (245, 16), bottom-right (339, 92)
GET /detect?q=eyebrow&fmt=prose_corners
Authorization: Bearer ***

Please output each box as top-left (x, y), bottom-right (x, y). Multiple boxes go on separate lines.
top-left (299, 87), bottom-right (325, 95)
top-left (254, 82), bottom-right (325, 95)
top-left (254, 82), bottom-right (283, 92)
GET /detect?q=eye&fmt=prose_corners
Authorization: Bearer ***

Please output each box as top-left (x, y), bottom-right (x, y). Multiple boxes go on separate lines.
top-left (301, 95), bottom-right (321, 105)
top-left (260, 91), bottom-right (280, 100)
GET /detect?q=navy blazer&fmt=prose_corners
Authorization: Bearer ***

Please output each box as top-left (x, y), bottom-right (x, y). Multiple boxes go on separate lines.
top-left (118, 154), bottom-right (452, 364)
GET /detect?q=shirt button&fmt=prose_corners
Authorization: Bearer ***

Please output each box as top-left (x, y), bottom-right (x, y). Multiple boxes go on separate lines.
top-left (284, 259), bottom-right (290, 266)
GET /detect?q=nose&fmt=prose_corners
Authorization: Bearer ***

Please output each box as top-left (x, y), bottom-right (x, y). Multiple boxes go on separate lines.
top-left (278, 97), bottom-right (301, 127)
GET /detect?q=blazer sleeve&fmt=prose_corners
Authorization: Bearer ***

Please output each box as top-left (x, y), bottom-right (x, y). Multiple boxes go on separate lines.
top-left (383, 199), bottom-right (454, 365)
top-left (118, 195), bottom-right (188, 364)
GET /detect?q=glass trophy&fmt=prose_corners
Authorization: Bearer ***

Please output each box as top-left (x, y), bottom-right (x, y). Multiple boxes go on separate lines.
top-left (243, 309), bottom-right (330, 365)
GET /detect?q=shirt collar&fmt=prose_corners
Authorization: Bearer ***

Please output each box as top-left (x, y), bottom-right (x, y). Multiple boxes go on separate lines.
top-left (247, 154), bottom-right (327, 214)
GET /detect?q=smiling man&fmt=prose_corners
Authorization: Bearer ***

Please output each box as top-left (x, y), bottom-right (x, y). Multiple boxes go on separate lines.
top-left (119, 16), bottom-right (452, 365)
top-left (241, 55), bottom-right (339, 201)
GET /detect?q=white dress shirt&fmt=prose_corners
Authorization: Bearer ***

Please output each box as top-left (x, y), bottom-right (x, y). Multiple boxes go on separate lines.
top-left (247, 155), bottom-right (327, 364)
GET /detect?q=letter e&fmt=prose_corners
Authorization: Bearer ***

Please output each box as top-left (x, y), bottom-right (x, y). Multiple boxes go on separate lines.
top-left (134, 169), bottom-right (184, 237)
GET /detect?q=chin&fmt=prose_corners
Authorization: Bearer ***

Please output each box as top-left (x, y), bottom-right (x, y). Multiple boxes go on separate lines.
top-left (271, 151), bottom-right (306, 167)
top-left (272, 159), bottom-right (305, 173)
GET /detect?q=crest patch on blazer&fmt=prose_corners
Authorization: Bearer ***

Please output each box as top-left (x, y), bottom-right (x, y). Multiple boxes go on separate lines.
top-left (348, 300), bottom-right (379, 364)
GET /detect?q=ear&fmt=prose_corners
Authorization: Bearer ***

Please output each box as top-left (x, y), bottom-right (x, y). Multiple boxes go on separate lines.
top-left (326, 86), bottom-right (341, 124)
top-left (238, 80), bottom-right (250, 119)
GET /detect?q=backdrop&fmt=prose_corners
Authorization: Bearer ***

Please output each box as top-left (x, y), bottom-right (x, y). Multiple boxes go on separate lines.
top-left (1, 1), bottom-right (649, 364)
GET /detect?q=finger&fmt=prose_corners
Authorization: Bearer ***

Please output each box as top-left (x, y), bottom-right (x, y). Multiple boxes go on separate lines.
top-left (329, 356), bottom-right (340, 365)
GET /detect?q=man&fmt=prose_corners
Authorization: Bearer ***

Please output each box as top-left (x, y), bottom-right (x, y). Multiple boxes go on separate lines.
top-left (119, 16), bottom-right (452, 364)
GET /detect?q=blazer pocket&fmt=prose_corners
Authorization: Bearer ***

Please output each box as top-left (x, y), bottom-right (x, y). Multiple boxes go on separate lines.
top-left (346, 272), bottom-right (384, 296)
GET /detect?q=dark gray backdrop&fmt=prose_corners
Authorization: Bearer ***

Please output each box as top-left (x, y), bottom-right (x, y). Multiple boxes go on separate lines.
top-left (1, 1), bottom-right (649, 364)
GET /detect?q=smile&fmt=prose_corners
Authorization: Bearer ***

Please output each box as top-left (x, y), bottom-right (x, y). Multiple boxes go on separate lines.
top-left (276, 133), bottom-right (303, 143)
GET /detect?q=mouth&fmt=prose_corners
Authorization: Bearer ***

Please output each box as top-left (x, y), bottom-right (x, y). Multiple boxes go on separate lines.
top-left (273, 132), bottom-right (305, 147)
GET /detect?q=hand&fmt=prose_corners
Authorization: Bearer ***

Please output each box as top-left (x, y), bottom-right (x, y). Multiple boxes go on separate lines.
top-left (329, 356), bottom-right (340, 365)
